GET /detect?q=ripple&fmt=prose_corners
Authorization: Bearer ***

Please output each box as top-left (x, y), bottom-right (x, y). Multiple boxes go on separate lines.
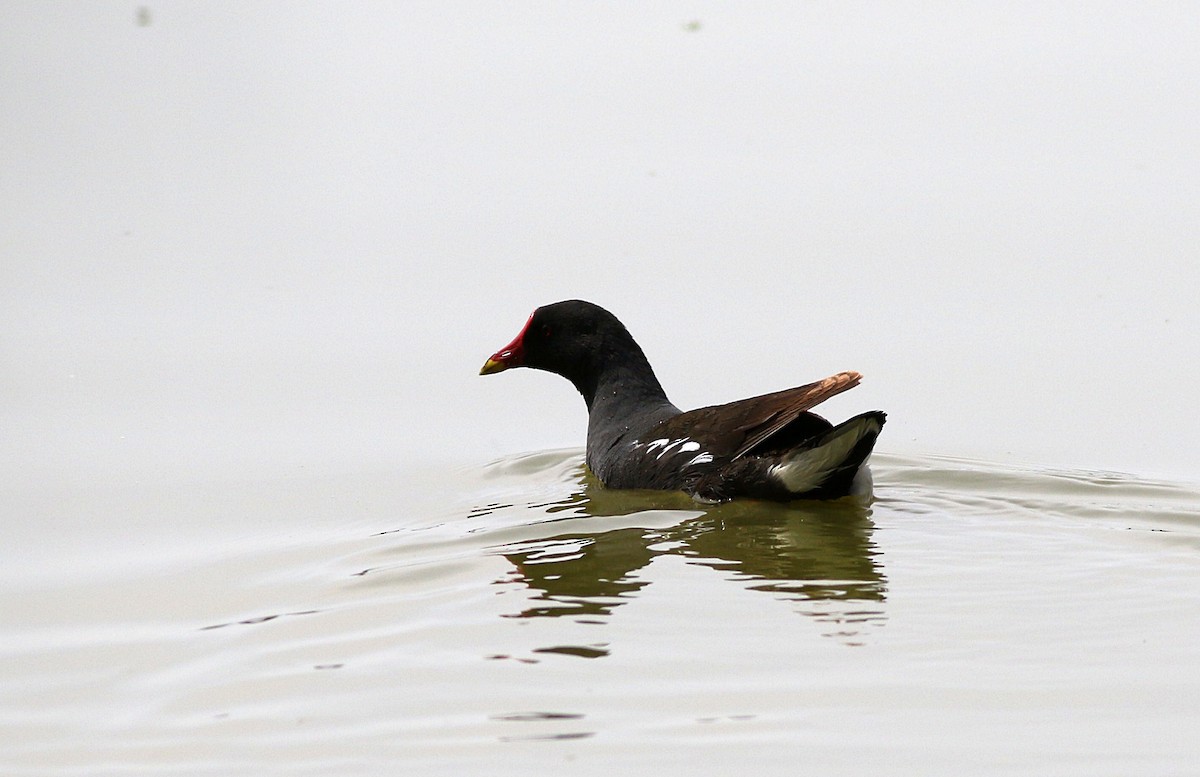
top-left (5, 449), bottom-right (1198, 775)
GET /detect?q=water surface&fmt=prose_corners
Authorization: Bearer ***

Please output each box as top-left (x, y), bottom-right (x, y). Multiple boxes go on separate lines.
top-left (3, 453), bottom-right (1197, 776)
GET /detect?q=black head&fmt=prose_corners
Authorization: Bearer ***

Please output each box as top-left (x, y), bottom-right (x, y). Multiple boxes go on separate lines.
top-left (480, 300), bottom-right (657, 403)
top-left (480, 299), bottom-right (625, 377)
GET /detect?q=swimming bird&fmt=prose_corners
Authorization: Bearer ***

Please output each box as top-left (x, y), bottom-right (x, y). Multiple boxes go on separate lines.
top-left (480, 300), bottom-right (885, 502)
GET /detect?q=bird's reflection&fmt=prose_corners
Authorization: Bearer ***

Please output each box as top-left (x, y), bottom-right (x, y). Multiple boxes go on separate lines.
top-left (489, 466), bottom-right (887, 648)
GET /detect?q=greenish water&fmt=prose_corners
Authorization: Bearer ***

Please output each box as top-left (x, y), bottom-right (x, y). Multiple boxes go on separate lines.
top-left (3, 452), bottom-right (1197, 776)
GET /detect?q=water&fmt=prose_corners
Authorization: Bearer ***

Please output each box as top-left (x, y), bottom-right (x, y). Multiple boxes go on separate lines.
top-left (4, 452), bottom-right (1196, 776)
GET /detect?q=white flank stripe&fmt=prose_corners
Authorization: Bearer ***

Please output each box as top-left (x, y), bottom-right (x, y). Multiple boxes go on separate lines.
top-left (635, 438), bottom-right (709, 464)
top-left (655, 439), bottom-right (685, 459)
top-left (643, 439), bottom-right (670, 454)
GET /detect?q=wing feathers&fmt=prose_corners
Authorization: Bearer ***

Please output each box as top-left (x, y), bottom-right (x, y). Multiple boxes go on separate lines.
top-left (729, 371), bottom-right (862, 459)
top-left (641, 371), bottom-right (864, 462)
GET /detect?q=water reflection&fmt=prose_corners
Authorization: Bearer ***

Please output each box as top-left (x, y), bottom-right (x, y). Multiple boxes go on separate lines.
top-left (491, 469), bottom-right (887, 648)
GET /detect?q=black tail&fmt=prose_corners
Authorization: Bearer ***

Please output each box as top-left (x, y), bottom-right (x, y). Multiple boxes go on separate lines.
top-left (777, 411), bottom-right (886, 498)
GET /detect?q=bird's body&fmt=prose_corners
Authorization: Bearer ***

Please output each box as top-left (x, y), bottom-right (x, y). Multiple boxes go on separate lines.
top-left (480, 300), bottom-right (885, 503)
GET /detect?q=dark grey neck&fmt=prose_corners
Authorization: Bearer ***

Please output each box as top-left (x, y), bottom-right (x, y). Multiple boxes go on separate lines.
top-left (578, 356), bottom-right (668, 410)
top-left (580, 361), bottom-right (680, 476)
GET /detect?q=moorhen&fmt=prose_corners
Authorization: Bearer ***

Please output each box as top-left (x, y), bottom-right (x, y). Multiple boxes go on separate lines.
top-left (480, 300), bottom-right (885, 502)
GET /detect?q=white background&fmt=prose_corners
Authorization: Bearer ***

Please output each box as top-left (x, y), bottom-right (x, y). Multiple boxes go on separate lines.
top-left (3, 3), bottom-right (1196, 486)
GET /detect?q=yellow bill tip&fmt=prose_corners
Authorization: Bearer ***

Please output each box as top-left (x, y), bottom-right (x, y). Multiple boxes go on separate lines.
top-left (479, 358), bottom-right (508, 376)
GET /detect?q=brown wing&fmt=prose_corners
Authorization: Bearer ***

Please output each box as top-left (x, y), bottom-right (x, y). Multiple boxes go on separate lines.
top-left (647, 371), bottom-right (863, 460)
